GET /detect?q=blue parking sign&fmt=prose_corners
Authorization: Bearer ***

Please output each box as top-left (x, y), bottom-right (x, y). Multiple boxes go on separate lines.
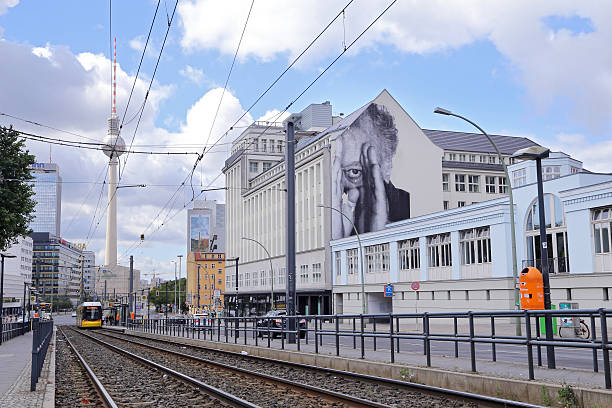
top-left (384, 284), bottom-right (393, 297)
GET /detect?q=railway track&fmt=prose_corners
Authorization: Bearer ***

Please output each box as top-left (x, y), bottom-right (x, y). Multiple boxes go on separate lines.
top-left (85, 328), bottom-right (393, 407)
top-left (97, 328), bottom-right (540, 407)
top-left (56, 329), bottom-right (116, 408)
top-left (58, 327), bottom-right (257, 407)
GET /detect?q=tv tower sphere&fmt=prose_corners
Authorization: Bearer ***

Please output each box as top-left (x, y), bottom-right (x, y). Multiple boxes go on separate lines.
top-left (103, 115), bottom-right (126, 158)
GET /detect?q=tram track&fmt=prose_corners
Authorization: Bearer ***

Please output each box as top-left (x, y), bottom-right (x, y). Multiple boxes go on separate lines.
top-left (86, 328), bottom-right (392, 407)
top-left (97, 328), bottom-right (540, 407)
top-left (58, 327), bottom-right (256, 407)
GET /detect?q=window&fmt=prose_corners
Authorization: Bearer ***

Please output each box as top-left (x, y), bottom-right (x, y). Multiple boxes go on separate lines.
top-left (335, 252), bottom-right (341, 276)
top-left (458, 201), bottom-right (466, 207)
top-left (269, 139), bottom-right (274, 152)
top-left (485, 176), bottom-right (496, 194)
top-left (455, 174), bottom-right (466, 192)
top-left (480, 155), bottom-right (487, 163)
top-left (427, 233), bottom-right (452, 267)
top-left (442, 173), bottom-right (449, 191)
top-left (513, 168), bottom-right (526, 187)
top-left (277, 140), bottom-right (283, 153)
top-left (443, 201), bottom-right (449, 210)
top-left (571, 166), bottom-right (580, 174)
top-left (312, 263), bottom-right (322, 282)
top-left (262, 162), bottom-right (272, 171)
top-left (218, 279), bottom-right (222, 285)
top-left (468, 175), bottom-right (480, 192)
top-left (460, 227), bottom-right (491, 264)
top-left (489, 156), bottom-right (496, 164)
top-left (364, 243), bottom-right (389, 273)
top-left (593, 207), bottom-right (612, 254)
top-left (253, 139), bottom-right (259, 152)
top-left (399, 239), bottom-right (420, 270)
top-left (449, 153), bottom-right (457, 161)
top-left (211, 263), bottom-right (215, 269)
top-left (249, 161), bottom-right (258, 173)
top-left (261, 270), bottom-right (266, 286)
top-left (470, 154), bottom-right (476, 162)
top-left (300, 265), bottom-right (309, 283)
top-left (498, 177), bottom-right (508, 193)
top-left (261, 139), bottom-right (267, 152)
top-left (459, 154), bottom-right (466, 162)
top-left (543, 166), bottom-right (561, 181)
top-left (346, 249), bottom-right (358, 275)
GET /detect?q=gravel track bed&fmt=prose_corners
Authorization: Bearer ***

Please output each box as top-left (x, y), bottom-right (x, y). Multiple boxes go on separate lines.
top-left (63, 328), bottom-right (232, 407)
top-left (55, 330), bottom-right (107, 407)
top-left (100, 330), bottom-right (475, 407)
top-left (90, 331), bottom-right (355, 408)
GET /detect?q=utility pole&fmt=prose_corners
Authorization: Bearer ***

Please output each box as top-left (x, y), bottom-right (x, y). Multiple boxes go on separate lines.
top-left (79, 253), bottom-right (84, 303)
top-left (285, 118), bottom-right (297, 343)
top-left (197, 264), bottom-right (201, 312)
top-left (104, 280), bottom-right (107, 303)
top-left (129, 255), bottom-right (134, 316)
top-left (173, 261), bottom-right (177, 314)
top-left (177, 255), bottom-right (183, 313)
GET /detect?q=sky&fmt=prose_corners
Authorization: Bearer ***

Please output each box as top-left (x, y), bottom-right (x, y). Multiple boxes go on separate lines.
top-left (1, 0), bottom-right (611, 281)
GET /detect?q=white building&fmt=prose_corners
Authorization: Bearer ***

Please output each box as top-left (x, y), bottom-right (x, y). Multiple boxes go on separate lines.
top-left (223, 90), bottom-right (538, 315)
top-left (1, 236), bottom-right (32, 317)
top-left (331, 152), bottom-right (612, 314)
top-left (29, 163), bottom-right (62, 235)
top-left (82, 250), bottom-right (95, 296)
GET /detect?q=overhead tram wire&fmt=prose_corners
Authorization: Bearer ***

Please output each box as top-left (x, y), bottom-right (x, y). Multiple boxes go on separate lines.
top-left (63, 164), bottom-right (108, 237)
top-left (202, 0), bottom-right (255, 149)
top-left (0, 112), bottom-right (103, 142)
top-left (117, 0), bottom-right (387, 260)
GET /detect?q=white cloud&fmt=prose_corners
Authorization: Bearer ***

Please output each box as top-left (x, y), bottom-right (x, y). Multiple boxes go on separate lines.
top-left (549, 133), bottom-right (612, 173)
top-left (256, 109), bottom-right (290, 123)
top-left (32, 43), bottom-right (52, 59)
top-left (0, 39), bottom-right (251, 268)
top-left (179, 65), bottom-right (204, 85)
top-left (0, 0), bottom-right (18, 15)
top-left (178, 0), bottom-right (612, 130)
top-left (128, 35), bottom-right (158, 57)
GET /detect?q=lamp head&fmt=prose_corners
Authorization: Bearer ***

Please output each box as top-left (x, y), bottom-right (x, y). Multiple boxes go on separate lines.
top-left (434, 107), bottom-right (452, 116)
top-left (511, 146), bottom-right (550, 161)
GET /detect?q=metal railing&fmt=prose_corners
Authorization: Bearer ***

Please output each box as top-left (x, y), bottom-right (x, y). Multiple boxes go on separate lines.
top-left (128, 308), bottom-right (612, 389)
top-left (1, 321), bottom-right (31, 343)
top-left (30, 318), bottom-right (53, 391)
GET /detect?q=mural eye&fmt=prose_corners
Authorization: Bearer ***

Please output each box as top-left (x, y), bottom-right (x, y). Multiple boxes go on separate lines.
top-left (343, 168), bottom-right (362, 183)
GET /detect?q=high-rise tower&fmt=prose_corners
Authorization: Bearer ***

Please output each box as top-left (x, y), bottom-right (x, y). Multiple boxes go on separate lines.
top-left (102, 38), bottom-right (125, 267)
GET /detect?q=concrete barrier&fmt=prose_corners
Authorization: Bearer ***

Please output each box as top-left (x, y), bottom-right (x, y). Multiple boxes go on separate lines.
top-left (124, 329), bottom-right (612, 407)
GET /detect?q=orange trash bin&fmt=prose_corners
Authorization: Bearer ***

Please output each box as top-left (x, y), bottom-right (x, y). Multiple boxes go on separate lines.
top-left (519, 267), bottom-right (545, 310)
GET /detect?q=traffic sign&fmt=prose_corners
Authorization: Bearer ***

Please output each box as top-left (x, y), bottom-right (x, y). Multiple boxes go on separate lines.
top-left (384, 284), bottom-right (393, 297)
top-left (155, 290), bottom-right (159, 296)
top-left (410, 281), bottom-right (420, 291)
top-left (30, 295), bottom-right (36, 302)
top-left (141, 295), bottom-right (147, 301)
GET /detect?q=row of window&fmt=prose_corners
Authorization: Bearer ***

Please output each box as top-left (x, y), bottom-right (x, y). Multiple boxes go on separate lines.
top-left (513, 165), bottom-right (574, 187)
top-left (443, 173), bottom-right (507, 194)
top-left (446, 153), bottom-right (514, 164)
top-left (253, 138), bottom-right (283, 153)
top-left (249, 161), bottom-right (274, 173)
top-left (594, 207), bottom-right (612, 254)
top-left (339, 227), bottom-right (493, 274)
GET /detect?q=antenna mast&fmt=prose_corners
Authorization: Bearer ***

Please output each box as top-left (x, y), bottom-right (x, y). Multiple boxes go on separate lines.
top-left (113, 37), bottom-right (117, 115)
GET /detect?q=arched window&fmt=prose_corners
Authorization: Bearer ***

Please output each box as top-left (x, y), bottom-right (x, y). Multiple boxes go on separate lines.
top-left (524, 194), bottom-right (569, 273)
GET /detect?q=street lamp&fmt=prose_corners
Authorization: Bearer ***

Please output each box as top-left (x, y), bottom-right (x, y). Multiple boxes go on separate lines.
top-left (242, 237), bottom-right (275, 311)
top-left (177, 255), bottom-right (183, 314)
top-left (0, 252), bottom-right (17, 345)
top-left (434, 107), bottom-right (521, 335)
top-left (318, 204), bottom-right (366, 314)
top-left (511, 145), bottom-right (555, 369)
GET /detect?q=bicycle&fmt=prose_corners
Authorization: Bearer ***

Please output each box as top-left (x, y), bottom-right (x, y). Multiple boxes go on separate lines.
top-left (558, 318), bottom-right (590, 339)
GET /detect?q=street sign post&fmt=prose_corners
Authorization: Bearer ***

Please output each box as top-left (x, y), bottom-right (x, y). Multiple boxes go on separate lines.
top-left (410, 281), bottom-right (420, 291)
top-left (384, 284), bottom-right (393, 297)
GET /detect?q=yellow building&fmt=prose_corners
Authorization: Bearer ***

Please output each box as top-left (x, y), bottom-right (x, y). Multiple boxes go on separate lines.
top-left (187, 252), bottom-right (225, 315)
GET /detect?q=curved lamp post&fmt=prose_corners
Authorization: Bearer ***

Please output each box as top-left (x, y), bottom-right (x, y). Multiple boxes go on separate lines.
top-left (242, 237), bottom-right (275, 311)
top-left (434, 107), bottom-right (521, 335)
top-left (318, 204), bottom-right (366, 314)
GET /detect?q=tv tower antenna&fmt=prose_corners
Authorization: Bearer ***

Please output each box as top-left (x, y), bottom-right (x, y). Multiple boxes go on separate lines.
top-left (112, 37), bottom-right (117, 115)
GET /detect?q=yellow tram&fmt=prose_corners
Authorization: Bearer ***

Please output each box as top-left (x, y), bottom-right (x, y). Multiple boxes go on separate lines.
top-left (76, 302), bottom-right (103, 328)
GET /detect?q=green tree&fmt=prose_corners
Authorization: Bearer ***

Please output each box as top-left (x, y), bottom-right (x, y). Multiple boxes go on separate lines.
top-left (148, 278), bottom-right (187, 313)
top-left (0, 126), bottom-right (36, 251)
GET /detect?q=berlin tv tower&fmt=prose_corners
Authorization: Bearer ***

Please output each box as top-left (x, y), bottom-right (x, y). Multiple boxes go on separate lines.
top-left (102, 38), bottom-right (125, 267)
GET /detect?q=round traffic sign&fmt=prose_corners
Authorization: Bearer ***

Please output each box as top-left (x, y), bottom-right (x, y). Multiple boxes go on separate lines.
top-left (410, 281), bottom-right (420, 291)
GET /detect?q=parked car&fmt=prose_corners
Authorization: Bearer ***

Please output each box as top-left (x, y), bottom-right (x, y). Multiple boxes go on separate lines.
top-left (256, 310), bottom-right (306, 339)
top-left (71, 311), bottom-right (77, 317)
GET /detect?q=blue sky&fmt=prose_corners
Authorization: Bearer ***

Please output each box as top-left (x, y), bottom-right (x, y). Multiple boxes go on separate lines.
top-left (1, 1), bottom-right (611, 279)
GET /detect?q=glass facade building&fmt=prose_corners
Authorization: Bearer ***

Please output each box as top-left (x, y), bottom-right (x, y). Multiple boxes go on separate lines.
top-left (29, 163), bottom-right (62, 235)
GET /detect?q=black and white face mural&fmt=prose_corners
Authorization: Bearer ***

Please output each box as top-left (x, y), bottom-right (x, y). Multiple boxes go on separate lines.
top-left (331, 103), bottom-right (410, 239)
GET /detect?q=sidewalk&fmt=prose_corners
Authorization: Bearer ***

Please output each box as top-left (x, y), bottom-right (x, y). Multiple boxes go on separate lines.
top-left (0, 330), bottom-right (55, 408)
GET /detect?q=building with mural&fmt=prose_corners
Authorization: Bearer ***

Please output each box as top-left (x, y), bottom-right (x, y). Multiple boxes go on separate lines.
top-left (185, 200), bottom-right (225, 314)
top-left (222, 90), bottom-right (537, 316)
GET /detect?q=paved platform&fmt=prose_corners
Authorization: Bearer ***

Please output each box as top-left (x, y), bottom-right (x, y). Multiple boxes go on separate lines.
top-left (0, 329), bottom-right (55, 408)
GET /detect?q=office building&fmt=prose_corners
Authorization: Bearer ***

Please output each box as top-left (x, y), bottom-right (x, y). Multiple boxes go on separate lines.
top-left (31, 232), bottom-right (83, 305)
top-left (29, 163), bottom-right (62, 235)
top-left (82, 250), bottom-right (96, 296)
top-left (186, 200), bottom-right (225, 314)
top-left (1, 236), bottom-right (33, 318)
top-left (222, 90), bottom-right (537, 316)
